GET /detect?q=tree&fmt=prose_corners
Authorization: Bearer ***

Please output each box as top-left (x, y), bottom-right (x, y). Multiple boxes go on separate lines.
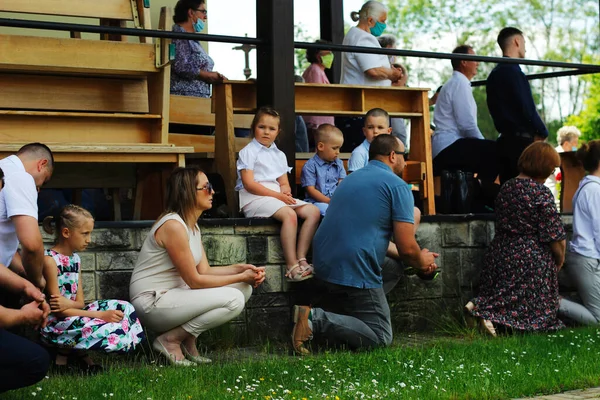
top-left (567, 72), bottom-right (600, 141)
top-left (383, 0), bottom-right (599, 135)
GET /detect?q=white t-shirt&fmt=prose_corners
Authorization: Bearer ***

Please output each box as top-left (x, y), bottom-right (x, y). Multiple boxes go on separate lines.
top-left (0, 155), bottom-right (39, 267)
top-left (341, 27), bottom-right (391, 87)
top-left (235, 139), bottom-right (292, 190)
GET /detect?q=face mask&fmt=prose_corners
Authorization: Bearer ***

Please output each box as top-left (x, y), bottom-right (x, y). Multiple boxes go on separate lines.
top-left (320, 53), bottom-right (334, 69)
top-left (572, 146), bottom-right (577, 152)
top-left (193, 18), bottom-right (205, 33)
top-left (370, 21), bottom-right (386, 37)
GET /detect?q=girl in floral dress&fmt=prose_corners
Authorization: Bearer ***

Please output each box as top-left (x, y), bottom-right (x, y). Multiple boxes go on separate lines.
top-left (40, 205), bottom-right (144, 372)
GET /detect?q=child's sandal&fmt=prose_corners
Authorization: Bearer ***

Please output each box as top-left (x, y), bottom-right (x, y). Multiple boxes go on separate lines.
top-left (285, 264), bottom-right (313, 282)
top-left (297, 258), bottom-right (315, 276)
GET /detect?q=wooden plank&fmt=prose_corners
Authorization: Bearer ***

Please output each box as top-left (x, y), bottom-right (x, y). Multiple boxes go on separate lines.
top-left (214, 83), bottom-right (239, 216)
top-left (560, 152), bottom-right (586, 213)
top-left (1, 0), bottom-right (135, 20)
top-left (0, 111), bottom-right (160, 119)
top-left (0, 74), bottom-right (149, 113)
top-left (363, 88), bottom-right (427, 114)
top-left (0, 143), bottom-right (193, 153)
top-left (136, 0), bottom-right (152, 44)
top-left (147, 68), bottom-right (170, 144)
top-left (0, 151), bottom-right (185, 163)
top-left (403, 161), bottom-right (425, 183)
top-left (0, 117), bottom-right (153, 144)
top-left (170, 95), bottom-right (255, 127)
top-left (0, 35), bottom-right (157, 75)
top-left (168, 133), bottom-right (250, 153)
top-left (409, 91), bottom-right (435, 214)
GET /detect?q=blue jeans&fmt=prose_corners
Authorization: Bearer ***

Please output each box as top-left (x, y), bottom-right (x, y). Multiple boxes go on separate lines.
top-left (311, 279), bottom-right (393, 350)
top-left (0, 329), bottom-right (50, 393)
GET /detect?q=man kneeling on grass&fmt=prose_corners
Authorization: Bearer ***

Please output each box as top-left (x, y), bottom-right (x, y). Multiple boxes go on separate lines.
top-left (292, 135), bottom-right (439, 354)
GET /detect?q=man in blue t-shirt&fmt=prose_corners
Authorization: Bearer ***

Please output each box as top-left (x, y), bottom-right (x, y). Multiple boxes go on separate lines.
top-left (292, 135), bottom-right (439, 354)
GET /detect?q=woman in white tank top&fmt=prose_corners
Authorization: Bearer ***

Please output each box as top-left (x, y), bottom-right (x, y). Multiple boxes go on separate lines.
top-left (129, 167), bottom-right (266, 366)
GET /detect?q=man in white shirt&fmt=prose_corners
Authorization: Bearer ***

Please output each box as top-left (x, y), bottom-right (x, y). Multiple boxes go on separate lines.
top-left (431, 45), bottom-right (498, 186)
top-left (0, 143), bottom-right (54, 289)
top-left (545, 126), bottom-right (582, 207)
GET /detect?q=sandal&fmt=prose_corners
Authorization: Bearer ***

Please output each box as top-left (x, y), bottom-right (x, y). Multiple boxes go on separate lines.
top-left (285, 263), bottom-right (313, 282)
top-left (297, 258), bottom-right (315, 276)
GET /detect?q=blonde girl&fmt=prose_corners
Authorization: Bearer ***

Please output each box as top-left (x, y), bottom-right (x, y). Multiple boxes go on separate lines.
top-left (41, 205), bottom-right (144, 373)
top-left (236, 107), bottom-right (321, 282)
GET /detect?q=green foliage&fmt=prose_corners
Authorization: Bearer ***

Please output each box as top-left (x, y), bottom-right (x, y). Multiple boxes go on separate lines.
top-left (382, 0), bottom-right (599, 132)
top-left (567, 72), bottom-right (600, 141)
top-left (294, 23), bottom-right (313, 77)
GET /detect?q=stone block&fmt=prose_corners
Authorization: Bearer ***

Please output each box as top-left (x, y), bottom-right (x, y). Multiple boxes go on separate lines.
top-left (96, 251), bottom-right (138, 271)
top-left (246, 236), bottom-right (268, 265)
top-left (202, 226), bottom-right (235, 235)
top-left (234, 224), bottom-right (280, 235)
top-left (200, 321), bottom-right (248, 348)
top-left (246, 293), bottom-right (289, 308)
top-left (469, 220), bottom-right (488, 247)
top-left (246, 306), bottom-right (290, 344)
top-left (254, 264), bottom-right (283, 293)
top-left (95, 271), bottom-right (132, 300)
top-left (460, 248), bottom-right (486, 290)
top-left (81, 272), bottom-right (96, 303)
top-left (415, 222), bottom-right (442, 252)
top-left (267, 236), bottom-right (284, 264)
top-left (78, 252), bottom-right (96, 271)
top-left (89, 229), bottom-right (134, 249)
top-left (487, 221), bottom-right (496, 243)
top-left (40, 228), bottom-right (55, 245)
top-left (404, 271), bottom-right (443, 300)
top-left (441, 249), bottom-right (461, 297)
top-left (136, 228), bottom-right (152, 249)
top-left (202, 235), bottom-right (247, 266)
top-left (391, 298), bottom-right (453, 332)
top-left (442, 223), bottom-right (469, 247)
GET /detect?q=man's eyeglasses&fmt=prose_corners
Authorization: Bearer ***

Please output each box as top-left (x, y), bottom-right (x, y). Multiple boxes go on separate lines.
top-left (393, 150), bottom-right (408, 157)
top-left (196, 182), bottom-right (213, 193)
top-left (194, 8), bottom-right (207, 14)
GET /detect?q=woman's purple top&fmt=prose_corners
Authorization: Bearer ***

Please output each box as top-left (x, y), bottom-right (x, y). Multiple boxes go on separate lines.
top-left (170, 24), bottom-right (215, 98)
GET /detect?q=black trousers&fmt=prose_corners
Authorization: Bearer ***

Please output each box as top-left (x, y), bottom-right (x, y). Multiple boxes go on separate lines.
top-left (433, 138), bottom-right (499, 182)
top-left (0, 329), bottom-right (50, 393)
top-left (496, 135), bottom-right (534, 184)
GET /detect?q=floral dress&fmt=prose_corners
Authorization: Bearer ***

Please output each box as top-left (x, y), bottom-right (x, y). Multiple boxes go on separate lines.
top-left (40, 250), bottom-right (145, 352)
top-left (469, 178), bottom-right (566, 332)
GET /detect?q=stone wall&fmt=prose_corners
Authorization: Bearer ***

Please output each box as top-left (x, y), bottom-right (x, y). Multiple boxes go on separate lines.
top-left (41, 216), bottom-right (572, 345)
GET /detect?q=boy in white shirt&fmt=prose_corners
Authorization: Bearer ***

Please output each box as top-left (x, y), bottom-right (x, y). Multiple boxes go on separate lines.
top-left (348, 108), bottom-right (392, 173)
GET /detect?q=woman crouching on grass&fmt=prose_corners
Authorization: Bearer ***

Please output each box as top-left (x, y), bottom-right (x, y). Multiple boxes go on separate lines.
top-left (41, 205), bottom-right (145, 374)
top-left (130, 167), bottom-right (265, 366)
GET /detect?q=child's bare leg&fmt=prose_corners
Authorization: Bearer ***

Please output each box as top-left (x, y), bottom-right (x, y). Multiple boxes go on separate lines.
top-left (413, 207), bottom-right (421, 234)
top-left (155, 326), bottom-right (190, 361)
top-left (272, 206), bottom-right (299, 269)
top-left (295, 204), bottom-right (321, 269)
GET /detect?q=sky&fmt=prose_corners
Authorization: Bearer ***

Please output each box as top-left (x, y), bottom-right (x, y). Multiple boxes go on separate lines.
top-left (206, 0), bottom-right (365, 81)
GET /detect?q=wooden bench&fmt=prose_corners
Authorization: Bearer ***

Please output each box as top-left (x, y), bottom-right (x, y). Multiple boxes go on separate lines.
top-left (0, 1), bottom-right (194, 220)
top-left (212, 81), bottom-right (435, 215)
top-left (1, 0), bottom-right (152, 42)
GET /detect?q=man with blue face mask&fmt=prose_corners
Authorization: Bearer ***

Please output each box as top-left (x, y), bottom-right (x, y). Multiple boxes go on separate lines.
top-left (340, 1), bottom-right (402, 87)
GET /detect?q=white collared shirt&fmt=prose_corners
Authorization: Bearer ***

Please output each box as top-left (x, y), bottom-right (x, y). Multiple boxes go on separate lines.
top-left (432, 71), bottom-right (484, 158)
top-left (348, 139), bottom-right (370, 172)
top-left (0, 155), bottom-right (39, 267)
top-left (235, 139), bottom-right (292, 190)
top-left (341, 27), bottom-right (391, 87)
top-left (570, 175), bottom-right (600, 260)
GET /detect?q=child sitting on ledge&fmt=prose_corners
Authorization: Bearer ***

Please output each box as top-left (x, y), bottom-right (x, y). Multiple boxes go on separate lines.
top-left (300, 124), bottom-right (346, 216)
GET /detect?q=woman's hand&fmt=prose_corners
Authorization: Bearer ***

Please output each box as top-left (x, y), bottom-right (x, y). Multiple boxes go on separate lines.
top-left (253, 267), bottom-right (266, 288)
top-left (201, 71), bottom-right (227, 84)
top-left (240, 269), bottom-right (259, 285)
top-left (97, 310), bottom-right (124, 323)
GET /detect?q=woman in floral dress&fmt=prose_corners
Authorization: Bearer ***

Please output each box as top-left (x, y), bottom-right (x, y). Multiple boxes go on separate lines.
top-left (40, 205), bottom-right (144, 372)
top-left (466, 142), bottom-right (566, 335)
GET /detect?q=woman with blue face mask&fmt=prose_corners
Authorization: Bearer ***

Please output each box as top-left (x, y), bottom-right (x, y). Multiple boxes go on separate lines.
top-left (170, 0), bottom-right (227, 98)
top-left (340, 1), bottom-right (403, 87)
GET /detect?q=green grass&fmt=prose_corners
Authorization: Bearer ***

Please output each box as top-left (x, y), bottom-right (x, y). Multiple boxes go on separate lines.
top-left (7, 327), bottom-right (600, 400)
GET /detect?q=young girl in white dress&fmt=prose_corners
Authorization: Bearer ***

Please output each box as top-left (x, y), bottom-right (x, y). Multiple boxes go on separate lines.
top-left (41, 205), bottom-right (144, 373)
top-left (236, 107), bottom-right (321, 282)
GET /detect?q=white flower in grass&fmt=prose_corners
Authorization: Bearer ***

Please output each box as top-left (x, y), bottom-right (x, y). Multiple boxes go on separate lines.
top-left (399, 382), bottom-right (406, 388)
top-left (31, 393), bottom-right (36, 397)
top-left (36, 387), bottom-right (42, 391)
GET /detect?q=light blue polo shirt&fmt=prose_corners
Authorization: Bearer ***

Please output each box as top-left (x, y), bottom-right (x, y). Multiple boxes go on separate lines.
top-left (347, 139), bottom-right (370, 172)
top-left (313, 160), bottom-right (414, 289)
